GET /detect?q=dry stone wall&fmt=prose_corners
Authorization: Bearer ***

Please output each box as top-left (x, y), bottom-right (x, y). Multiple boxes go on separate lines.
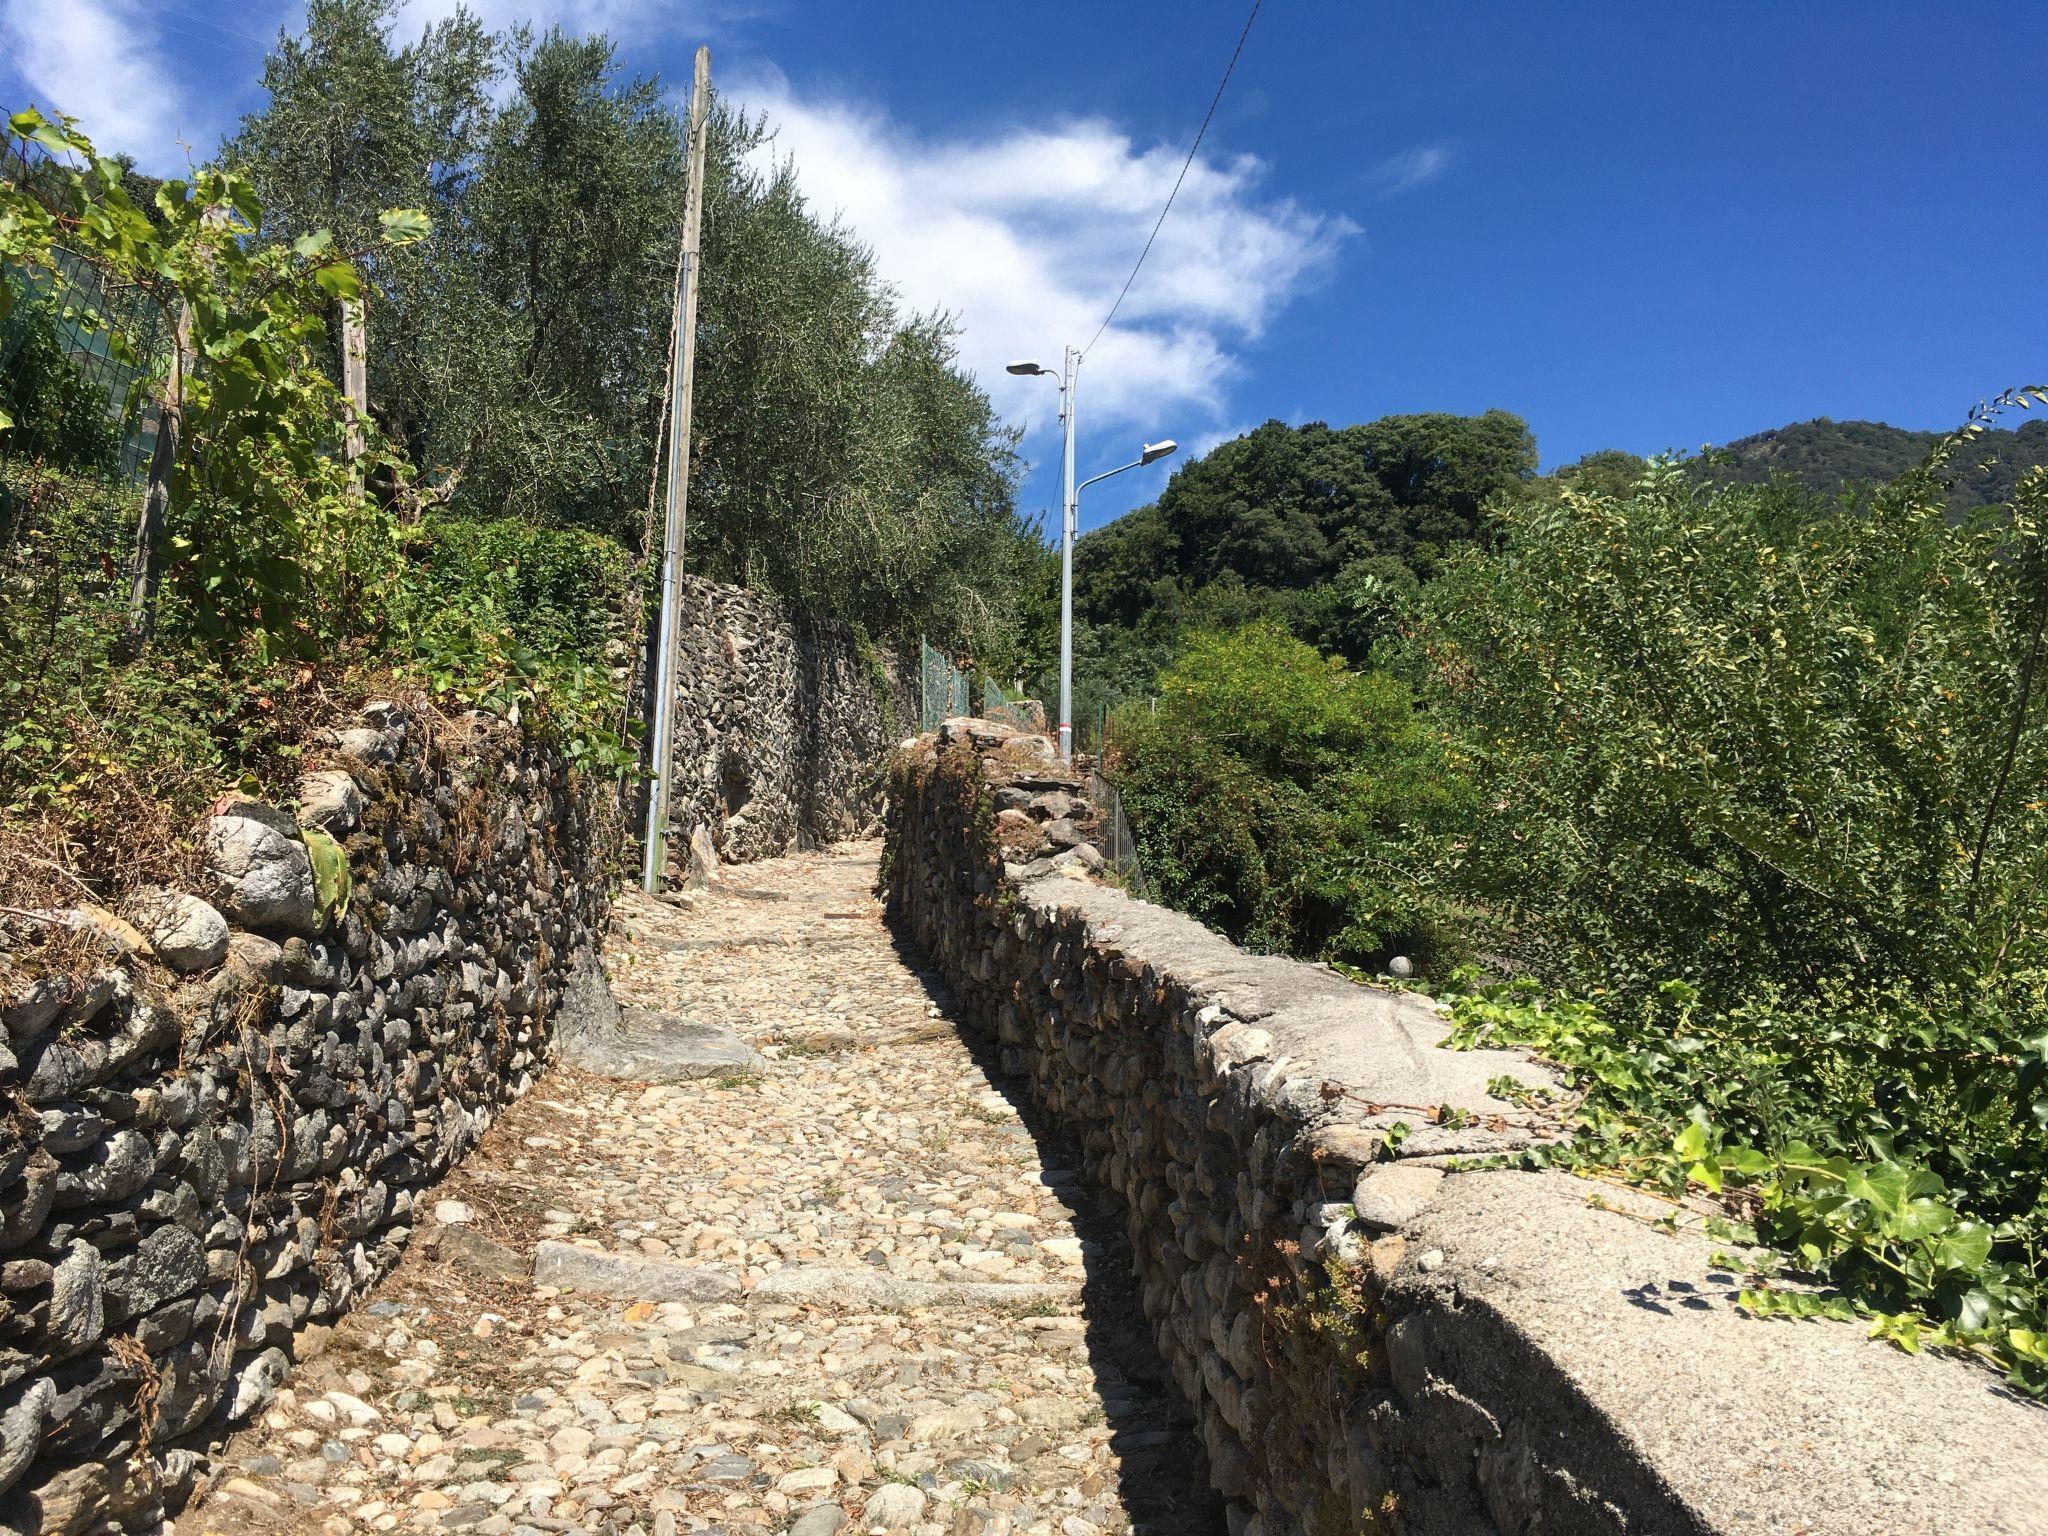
top-left (0, 702), bottom-right (614, 1535)
top-left (883, 718), bottom-right (2048, 1536)
top-left (649, 575), bottom-right (913, 875)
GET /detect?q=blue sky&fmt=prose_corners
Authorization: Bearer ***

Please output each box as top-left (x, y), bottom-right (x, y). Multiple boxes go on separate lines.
top-left (6, 1), bottom-right (2045, 533)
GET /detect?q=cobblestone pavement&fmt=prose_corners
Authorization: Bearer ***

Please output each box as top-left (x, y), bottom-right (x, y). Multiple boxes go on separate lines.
top-left (183, 844), bottom-right (1219, 1536)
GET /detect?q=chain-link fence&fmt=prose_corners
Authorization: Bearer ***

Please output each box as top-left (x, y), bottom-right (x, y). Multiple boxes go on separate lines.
top-left (980, 675), bottom-right (1047, 732)
top-left (1, 142), bottom-right (168, 480)
top-left (919, 636), bottom-right (970, 731)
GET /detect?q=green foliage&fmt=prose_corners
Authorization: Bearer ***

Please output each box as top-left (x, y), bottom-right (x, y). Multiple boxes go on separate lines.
top-left (1416, 395), bottom-right (2048, 1392)
top-left (1042, 410), bottom-right (1536, 729)
top-left (0, 275), bottom-right (120, 472)
top-left (1696, 414), bottom-right (2048, 519)
top-left (226, 0), bottom-right (1038, 658)
top-left (1, 98), bottom-right (636, 916)
top-left (389, 513), bottom-right (635, 772)
top-left (1090, 392), bottom-right (2048, 1391)
top-left (227, 1), bottom-right (683, 533)
top-left (304, 826), bottom-right (350, 918)
top-left (1109, 622), bottom-right (1471, 967)
top-left (1441, 972), bottom-right (2048, 1394)
top-left (400, 514), bottom-right (625, 661)
top-left (688, 107), bottom-right (1036, 660)
top-left (1062, 410), bottom-right (1536, 678)
top-left (0, 464), bottom-right (326, 891)
top-left (2, 106), bottom-right (422, 653)
top-left (1413, 448), bottom-right (2048, 1008)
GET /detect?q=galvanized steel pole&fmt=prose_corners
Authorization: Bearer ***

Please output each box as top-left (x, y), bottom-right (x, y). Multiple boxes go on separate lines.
top-left (1057, 345), bottom-right (1078, 760)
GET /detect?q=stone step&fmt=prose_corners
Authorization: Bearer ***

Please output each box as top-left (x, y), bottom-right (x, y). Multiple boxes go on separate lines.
top-left (533, 1241), bottom-right (1081, 1313)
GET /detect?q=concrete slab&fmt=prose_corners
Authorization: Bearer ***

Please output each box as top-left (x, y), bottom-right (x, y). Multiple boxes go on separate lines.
top-left (1394, 1169), bottom-right (2048, 1536)
top-left (532, 1241), bottom-right (743, 1301)
top-left (1023, 877), bottom-right (1559, 1125)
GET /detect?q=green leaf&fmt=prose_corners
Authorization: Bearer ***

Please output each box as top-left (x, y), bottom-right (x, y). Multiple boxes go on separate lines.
top-left (1885, 1197), bottom-right (1956, 1243)
top-left (1844, 1164), bottom-right (1908, 1217)
top-left (313, 263), bottom-right (362, 300)
top-left (378, 207), bottom-right (432, 246)
top-left (302, 827), bottom-right (351, 920)
top-left (292, 229), bottom-right (335, 259)
top-left (1933, 1222), bottom-right (1993, 1272)
top-left (10, 107), bottom-right (74, 155)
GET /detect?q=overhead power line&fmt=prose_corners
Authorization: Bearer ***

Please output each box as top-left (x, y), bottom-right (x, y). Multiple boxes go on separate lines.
top-left (1080, 0), bottom-right (1263, 361)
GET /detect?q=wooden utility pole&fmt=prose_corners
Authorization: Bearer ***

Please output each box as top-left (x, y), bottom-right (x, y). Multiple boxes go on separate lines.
top-left (124, 303), bottom-right (191, 655)
top-left (640, 45), bottom-right (713, 894)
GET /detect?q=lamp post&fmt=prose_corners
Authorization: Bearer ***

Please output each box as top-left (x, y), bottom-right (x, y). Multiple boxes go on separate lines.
top-left (1008, 351), bottom-right (1176, 759)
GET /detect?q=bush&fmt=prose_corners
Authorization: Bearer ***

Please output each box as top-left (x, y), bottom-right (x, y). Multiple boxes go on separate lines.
top-left (0, 276), bottom-right (121, 474)
top-left (1413, 454), bottom-right (2048, 1010)
top-left (1108, 621), bottom-right (1471, 968)
top-left (399, 514), bottom-right (627, 662)
top-left (386, 515), bottom-right (635, 774)
top-left (0, 463), bottom-right (336, 900)
top-left (1415, 411), bottom-right (2048, 1393)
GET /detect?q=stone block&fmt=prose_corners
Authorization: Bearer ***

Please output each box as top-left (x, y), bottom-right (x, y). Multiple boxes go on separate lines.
top-left (204, 799), bottom-right (319, 934)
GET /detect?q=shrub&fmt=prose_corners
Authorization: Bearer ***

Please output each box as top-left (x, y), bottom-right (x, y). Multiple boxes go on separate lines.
top-left (1108, 621), bottom-right (1471, 968)
top-left (1413, 452), bottom-right (2048, 1010)
top-left (1418, 400), bottom-right (2048, 1393)
top-left (398, 514), bottom-right (627, 663)
top-left (0, 275), bottom-right (121, 474)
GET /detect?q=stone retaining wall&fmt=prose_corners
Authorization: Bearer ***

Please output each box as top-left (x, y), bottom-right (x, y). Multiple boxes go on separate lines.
top-left (883, 719), bottom-right (2048, 1536)
top-left (0, 702), bottom-right (614, 1534)
top-left (649, 575), bottom-right (914, 875)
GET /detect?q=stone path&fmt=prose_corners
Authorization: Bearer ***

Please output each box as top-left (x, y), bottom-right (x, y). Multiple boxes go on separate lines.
top-left (182, 844), bottom-right (1218, 1536)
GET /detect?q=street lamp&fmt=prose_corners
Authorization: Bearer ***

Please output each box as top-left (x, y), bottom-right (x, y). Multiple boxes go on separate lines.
top-left (1008, 350), bottom-right (1176, 759)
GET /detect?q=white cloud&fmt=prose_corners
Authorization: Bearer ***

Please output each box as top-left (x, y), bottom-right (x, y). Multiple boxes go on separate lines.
top-left (0, 0), bottom-right (736, 170)
top-left (397, 0), bottom-right (673, 44)
top-left (729, 73), bottom-right (1353, 455)
top-left (0, 0), bottom-right (213, 168)
top-left (1373, 143), bottom-right (1454, 197)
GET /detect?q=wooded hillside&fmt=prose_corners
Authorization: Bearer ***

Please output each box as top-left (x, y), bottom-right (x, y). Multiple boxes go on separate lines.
top-left (1695, 415), bottom-right (2048, 516)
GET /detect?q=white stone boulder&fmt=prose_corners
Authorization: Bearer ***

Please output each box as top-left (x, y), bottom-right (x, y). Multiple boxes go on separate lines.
top-left (860, 1484), bottom-right (927, 1531)
top-left (298, 768), bottom-right (366, 835)
top-left (120, 889), bottom-right (229, 973)
top-left (685, 823), bottom-right (721, 889)
top-left (204, 798), bottom-right (319, 934)
top-left (335, 701), bottom-right (405, 765)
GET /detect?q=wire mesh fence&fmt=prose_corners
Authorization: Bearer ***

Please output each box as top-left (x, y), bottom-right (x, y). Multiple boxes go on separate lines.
top-left (1084, 766), bottom-right (1152, 901)
top-left (980, 674), bottom-right (1048, 732)
top-left (1, 144), bottom-right (168, 480)
top-left (919, 637), bottom-right (971, 731)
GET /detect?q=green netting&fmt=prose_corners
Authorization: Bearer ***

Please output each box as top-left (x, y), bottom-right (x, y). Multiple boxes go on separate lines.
top-left (920, 637), bottom-right (970, 731)
top-left (2, 144), bottom-right (168, 480)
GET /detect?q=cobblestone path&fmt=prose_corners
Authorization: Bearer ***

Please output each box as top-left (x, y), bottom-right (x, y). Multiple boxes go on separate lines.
top-left (186, 844), bottom-right (1218, 1536)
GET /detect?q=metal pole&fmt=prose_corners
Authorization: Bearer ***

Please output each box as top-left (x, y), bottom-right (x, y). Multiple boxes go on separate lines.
top-left (339, 295), bottom-right (368, 489)
top-left (641, 45), bottom-right (712, 894)
top-left (1058, 345), bottom-right (1079, 760)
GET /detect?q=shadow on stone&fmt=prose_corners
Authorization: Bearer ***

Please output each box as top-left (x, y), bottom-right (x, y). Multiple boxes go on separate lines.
top-left (885, 929), bottom-right (1228, 1536)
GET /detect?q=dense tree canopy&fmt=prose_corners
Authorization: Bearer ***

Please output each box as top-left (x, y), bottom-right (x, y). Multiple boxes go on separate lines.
top-left (1087, 409), bottom-right (1535, 621)
top-left (225, 0), bottom-right (1036, 659)
top-left (1040, 409), bottom-right (1535, 715)
top-left (1696, 416), bottom-right (2048, 517)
